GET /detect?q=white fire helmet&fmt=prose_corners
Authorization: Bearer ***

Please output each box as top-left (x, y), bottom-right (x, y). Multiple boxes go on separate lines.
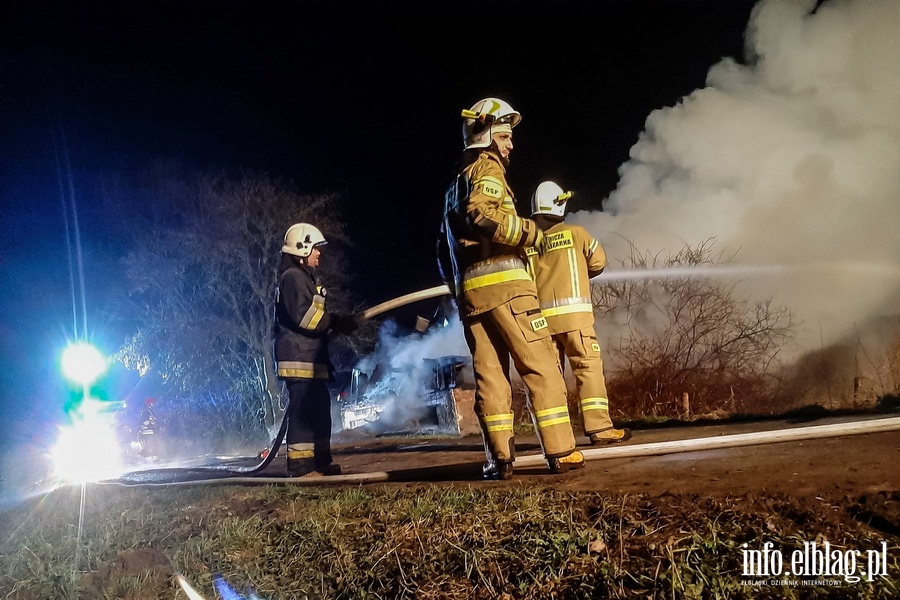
top-left (462, 97), bottom-right (522, 150)
top-left (531, 181), bottom-right (573, 217)
top-left (282, 223), bottom-right (327, 258)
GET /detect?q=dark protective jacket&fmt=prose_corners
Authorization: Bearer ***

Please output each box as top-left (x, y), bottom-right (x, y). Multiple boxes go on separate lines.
top-left (438, 150), bottom-right (544, 319)
top-left (273, 254), bottom-right (336, 380)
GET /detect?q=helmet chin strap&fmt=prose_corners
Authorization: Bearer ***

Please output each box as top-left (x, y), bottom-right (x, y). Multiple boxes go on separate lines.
top-left (487, 141), bottom-right (509, 165)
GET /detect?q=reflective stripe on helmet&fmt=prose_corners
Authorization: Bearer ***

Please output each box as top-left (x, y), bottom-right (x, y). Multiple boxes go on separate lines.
top-left (462, 98), bottom-right (521, 150)
top-left (531, 181), bottom-right (570, 217)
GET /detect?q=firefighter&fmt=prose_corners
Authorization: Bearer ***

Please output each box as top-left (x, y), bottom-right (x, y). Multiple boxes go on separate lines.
top-left (274, 223), bottom-right (359, 477)
top-left (138, 396), bottom-right (160, 459)
top-left (437, 98), bottom-right (585, 480)
top-left (526, 181), bottom-right (631, 444)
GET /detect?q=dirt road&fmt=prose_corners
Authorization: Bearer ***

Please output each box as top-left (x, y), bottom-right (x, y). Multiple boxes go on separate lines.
top-left (265, 413), bottom-right (900, 498)
top-left (281, 412), bottom-right (898, 538)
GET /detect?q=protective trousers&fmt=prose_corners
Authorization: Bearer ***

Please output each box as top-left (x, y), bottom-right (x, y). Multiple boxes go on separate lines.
top-left (463, 295), bottom-right (577, 462)
top-left (552, 326), bottom-right (614, 435)
top-left (285, 379), bottom-right (333, 469)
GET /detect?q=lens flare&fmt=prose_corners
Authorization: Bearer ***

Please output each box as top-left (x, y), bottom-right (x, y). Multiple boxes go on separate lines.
top-left (60, 342), bottom-right (107, 386)
top-left (50, 398), bottom-right (124, 483)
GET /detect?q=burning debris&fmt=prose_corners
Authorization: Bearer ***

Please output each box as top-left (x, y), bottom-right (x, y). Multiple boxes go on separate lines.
top-left (336, 315), bottom-right (478, 436)
top-left (339, 354), bottom-right (471, 434)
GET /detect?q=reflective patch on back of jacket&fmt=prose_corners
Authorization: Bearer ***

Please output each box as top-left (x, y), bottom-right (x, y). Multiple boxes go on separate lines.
top-left (544, 230), bottom-right (574, 251)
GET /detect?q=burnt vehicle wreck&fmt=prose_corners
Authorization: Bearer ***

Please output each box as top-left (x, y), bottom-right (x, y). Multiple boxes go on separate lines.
top-left (336, 354), bottom-right (478, 436)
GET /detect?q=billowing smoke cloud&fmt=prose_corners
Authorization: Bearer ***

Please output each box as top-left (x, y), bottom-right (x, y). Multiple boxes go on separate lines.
top-left (572, 0), bottom-right (900, 354)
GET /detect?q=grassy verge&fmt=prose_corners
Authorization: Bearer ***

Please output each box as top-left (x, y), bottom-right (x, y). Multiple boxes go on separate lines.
top-left (1, 484), bottom-right (897, 599)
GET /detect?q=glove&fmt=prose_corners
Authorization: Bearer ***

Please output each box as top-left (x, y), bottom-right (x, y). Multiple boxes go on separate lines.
top-left (331, 313), bottom-right (360, 335)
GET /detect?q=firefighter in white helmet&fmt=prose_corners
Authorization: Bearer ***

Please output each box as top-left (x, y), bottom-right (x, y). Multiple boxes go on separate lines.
top-left (437, 98), bottom-right (585, 480)
top-left (526, 182), bottom-right (631, 445)
top-left (274, 223), bottom-right (359, 477)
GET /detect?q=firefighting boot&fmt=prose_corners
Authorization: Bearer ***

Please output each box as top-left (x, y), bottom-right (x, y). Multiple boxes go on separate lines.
top-left (547, 450), bottom-right (585, 475)
top-left (313, 463), bottom-right (342, 476)
top-left (482, 460), bottom-right (514, 481)
top-left (288, 460), bottom-right (343, 478)
top-left (589, 427), bottom-right (632, 445)
top-left (287, 458), bottom-right (316, 477)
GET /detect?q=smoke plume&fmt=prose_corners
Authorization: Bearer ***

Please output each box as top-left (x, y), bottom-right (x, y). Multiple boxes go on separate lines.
top-left (572, 0), bottom-right (900, 354)
top-left (348, 318), bottom-right (470, 432)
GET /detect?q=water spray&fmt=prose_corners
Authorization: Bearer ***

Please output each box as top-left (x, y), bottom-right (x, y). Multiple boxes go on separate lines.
top-left (591, 261), bottom-right (900, 283)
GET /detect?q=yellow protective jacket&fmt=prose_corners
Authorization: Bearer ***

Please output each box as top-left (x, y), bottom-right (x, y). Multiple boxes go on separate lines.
top-left (526, 222), bottom-right (606, 334)
top-left (439, 151), bottom-right (543, 318)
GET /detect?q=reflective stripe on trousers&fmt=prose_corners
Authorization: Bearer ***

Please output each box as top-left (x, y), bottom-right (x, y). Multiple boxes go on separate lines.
top-left (483, 413), bottom-right (515, 434)
top-left (287, 443), bottom-right (314, 460)
top-left (465, 296), bottom-right (577, 462)
top-left (277, 361), bottom-right (331, 379)
top-left (552, 327), bottom-right (614, 435)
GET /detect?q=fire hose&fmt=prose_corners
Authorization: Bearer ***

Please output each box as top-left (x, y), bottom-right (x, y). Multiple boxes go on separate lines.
top-left (360, 284), bottom-right (452, 320)
top-left (111, 416), bottom-right (900, 487)
top-left (106, 285), bottom-right (455, 484)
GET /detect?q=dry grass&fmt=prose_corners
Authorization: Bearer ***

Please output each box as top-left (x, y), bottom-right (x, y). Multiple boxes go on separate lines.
top-left (1, 484), bottom-right (897, 599)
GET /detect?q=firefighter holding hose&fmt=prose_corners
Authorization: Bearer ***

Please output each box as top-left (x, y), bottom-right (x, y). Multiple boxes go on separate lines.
top-left (274, 223), bottom-right (359, 477)
top-left (526, 181), bottom-right (631, 444)
top-left (437, 98), bottom-right (585, 480)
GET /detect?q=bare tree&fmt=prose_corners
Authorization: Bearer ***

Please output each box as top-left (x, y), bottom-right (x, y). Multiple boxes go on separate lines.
top-left (592, 239), bottom-right (795, 418)
top-left (105, 164), bottom-right (367, 451)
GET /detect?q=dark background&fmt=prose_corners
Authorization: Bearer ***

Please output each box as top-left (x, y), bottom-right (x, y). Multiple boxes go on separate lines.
top-left (0, 0), bottom-right (758, 448)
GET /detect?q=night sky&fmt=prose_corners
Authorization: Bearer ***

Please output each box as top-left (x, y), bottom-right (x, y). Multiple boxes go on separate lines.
top-left (0, 0), bottom-right (758, 448)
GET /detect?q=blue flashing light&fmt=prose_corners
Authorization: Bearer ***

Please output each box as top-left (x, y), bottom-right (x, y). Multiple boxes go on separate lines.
top-left (61, 342), bottom-right (108, 387)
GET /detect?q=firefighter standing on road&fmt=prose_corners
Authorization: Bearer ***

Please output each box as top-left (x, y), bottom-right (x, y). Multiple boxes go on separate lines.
top-left (274, 223), bottom-right (358, 477)
top-left (437, 98), bottom-right (585, 480)
top-left (527, 181), bottom-right (631, 444)
top-left (138, 396), bottom-right (160, 460)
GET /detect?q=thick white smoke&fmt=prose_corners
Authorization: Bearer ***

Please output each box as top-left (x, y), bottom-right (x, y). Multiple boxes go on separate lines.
top-left (572, 0), bottom-right (900, 354)
top-left (347, 317), bottom-right (470, 432)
